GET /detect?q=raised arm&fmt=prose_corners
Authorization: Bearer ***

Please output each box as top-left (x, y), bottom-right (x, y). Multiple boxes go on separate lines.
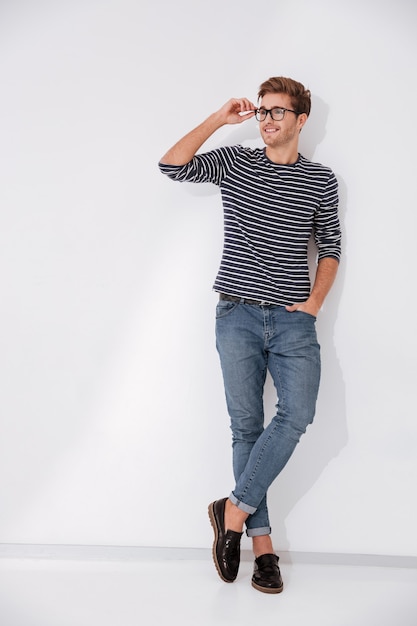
top-left (159, 98), bottom-right (256, 166)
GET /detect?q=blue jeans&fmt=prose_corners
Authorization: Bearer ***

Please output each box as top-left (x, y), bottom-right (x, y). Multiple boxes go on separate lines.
top-left (215, 298), bottom-right (321, 537)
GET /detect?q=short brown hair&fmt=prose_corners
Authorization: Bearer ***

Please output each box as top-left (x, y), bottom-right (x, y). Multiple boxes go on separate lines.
top-left (257, 77), bottom-right (311, 116)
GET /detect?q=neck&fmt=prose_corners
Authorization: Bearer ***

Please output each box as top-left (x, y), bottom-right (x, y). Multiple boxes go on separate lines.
top-left (265, 145), bottom-right (299, 165)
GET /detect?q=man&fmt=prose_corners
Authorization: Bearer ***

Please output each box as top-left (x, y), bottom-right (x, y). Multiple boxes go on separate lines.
top-left (159, 76), bottom-right (341, 594)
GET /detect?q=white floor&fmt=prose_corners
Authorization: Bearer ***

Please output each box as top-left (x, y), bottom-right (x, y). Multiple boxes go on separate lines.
top-left (0, 548), bottom-right (416, 626)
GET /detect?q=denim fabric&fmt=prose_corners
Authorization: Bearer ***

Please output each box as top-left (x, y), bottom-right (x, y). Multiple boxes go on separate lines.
top-left (215, 299), bottom-right (321, 537)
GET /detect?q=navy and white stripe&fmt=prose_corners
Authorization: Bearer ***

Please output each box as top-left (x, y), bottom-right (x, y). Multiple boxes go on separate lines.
top-left (159, 145), bottom-right (341, 306)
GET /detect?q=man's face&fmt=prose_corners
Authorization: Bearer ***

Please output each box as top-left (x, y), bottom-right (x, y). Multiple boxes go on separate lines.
top-left (258, 92), bottom-right (306, 150)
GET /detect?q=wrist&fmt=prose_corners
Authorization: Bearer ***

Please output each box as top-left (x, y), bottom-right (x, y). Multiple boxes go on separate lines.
top-left (306, 295), bottom-right (322, 316)
top-left (208, 110), bottom-right (228, 130)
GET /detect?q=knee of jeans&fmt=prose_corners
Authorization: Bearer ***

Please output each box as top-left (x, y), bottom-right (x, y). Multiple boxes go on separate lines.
top-left (232, 428), bottom-right (263, 445)
top-left (274, 408), bottom-right (315, 442)
top-left (229, 407), bottom-right (264, 441)
top-left (231, 416), bottom-right (264, 442)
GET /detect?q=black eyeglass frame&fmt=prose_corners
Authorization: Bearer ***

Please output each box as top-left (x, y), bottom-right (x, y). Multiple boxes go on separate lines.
top-left (254, 106), bottom-right (301, 122)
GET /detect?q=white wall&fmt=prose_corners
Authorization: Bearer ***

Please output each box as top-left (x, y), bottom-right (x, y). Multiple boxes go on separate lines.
top-left (0, 0), bottom-right (416, 557)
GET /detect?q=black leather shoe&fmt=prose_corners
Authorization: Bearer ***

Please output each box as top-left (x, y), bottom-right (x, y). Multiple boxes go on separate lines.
top-left (252, 553), bottom-right (284, 594)
top-left (208, 498), bottom-right (242, 582)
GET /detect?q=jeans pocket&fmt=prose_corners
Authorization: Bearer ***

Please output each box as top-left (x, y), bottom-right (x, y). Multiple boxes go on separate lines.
top-left (216, 300), bottom-right (239, 319)
top-left (293, 309), bottom-right (317, 321)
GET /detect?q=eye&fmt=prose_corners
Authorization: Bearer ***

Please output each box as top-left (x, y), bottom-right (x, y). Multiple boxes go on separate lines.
top-left (272, 108), bottom-right (285, 115)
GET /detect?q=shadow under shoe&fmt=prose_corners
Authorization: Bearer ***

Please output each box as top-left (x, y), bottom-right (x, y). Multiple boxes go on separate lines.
top-left (252, 553), bottom-right (284, 594)
top-left (208, 498), bottom-right (243, 582)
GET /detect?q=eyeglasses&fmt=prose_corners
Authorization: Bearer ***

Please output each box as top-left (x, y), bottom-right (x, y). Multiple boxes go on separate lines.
top-left (255, 107), bottom-right (300, 122)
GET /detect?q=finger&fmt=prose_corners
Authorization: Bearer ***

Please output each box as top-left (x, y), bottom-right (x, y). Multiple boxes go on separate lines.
top-left (232, 98), bottom-right (254, 112)
top-left (238, 109), bottom-right (256, 119)
top-left (236, 99), bottom-right (256, 120)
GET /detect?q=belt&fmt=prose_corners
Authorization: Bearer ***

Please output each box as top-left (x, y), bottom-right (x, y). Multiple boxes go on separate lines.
top-left (219, 293), bottom-right (273, 306)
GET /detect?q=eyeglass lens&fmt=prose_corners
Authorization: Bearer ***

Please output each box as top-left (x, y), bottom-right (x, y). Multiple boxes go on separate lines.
top-left (256, 108), bottom-right (285, 121)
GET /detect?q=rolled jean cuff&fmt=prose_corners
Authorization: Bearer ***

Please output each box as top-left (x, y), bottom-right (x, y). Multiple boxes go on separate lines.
top-left (229, 492), bottom-right (257, 516)
top-left (246, 526), bottom-right (272, 538)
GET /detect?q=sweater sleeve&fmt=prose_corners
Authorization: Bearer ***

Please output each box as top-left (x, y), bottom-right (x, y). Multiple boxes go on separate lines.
top-left (158, 145), bottom-right (240, 186)
top-left (314, 170), bottom-right (342, 262)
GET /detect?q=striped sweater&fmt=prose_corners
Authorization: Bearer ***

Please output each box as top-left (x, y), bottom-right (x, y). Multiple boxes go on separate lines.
top-left (159, 145), bottom-right (341, 306)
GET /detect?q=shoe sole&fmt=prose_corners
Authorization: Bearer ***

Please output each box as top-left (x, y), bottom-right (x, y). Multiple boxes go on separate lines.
top-left (251, 580), bottom-right (284, 594)
top-left (208, 502), bottom-right (234, 583)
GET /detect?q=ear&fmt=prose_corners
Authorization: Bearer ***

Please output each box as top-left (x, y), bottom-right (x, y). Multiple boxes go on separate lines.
top-left (297, 113), bottom-right (308, 133)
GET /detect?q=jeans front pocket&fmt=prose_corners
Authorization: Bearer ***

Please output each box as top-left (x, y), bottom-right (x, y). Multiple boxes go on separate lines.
top-left (215, 300), bottom-right (239, 319)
